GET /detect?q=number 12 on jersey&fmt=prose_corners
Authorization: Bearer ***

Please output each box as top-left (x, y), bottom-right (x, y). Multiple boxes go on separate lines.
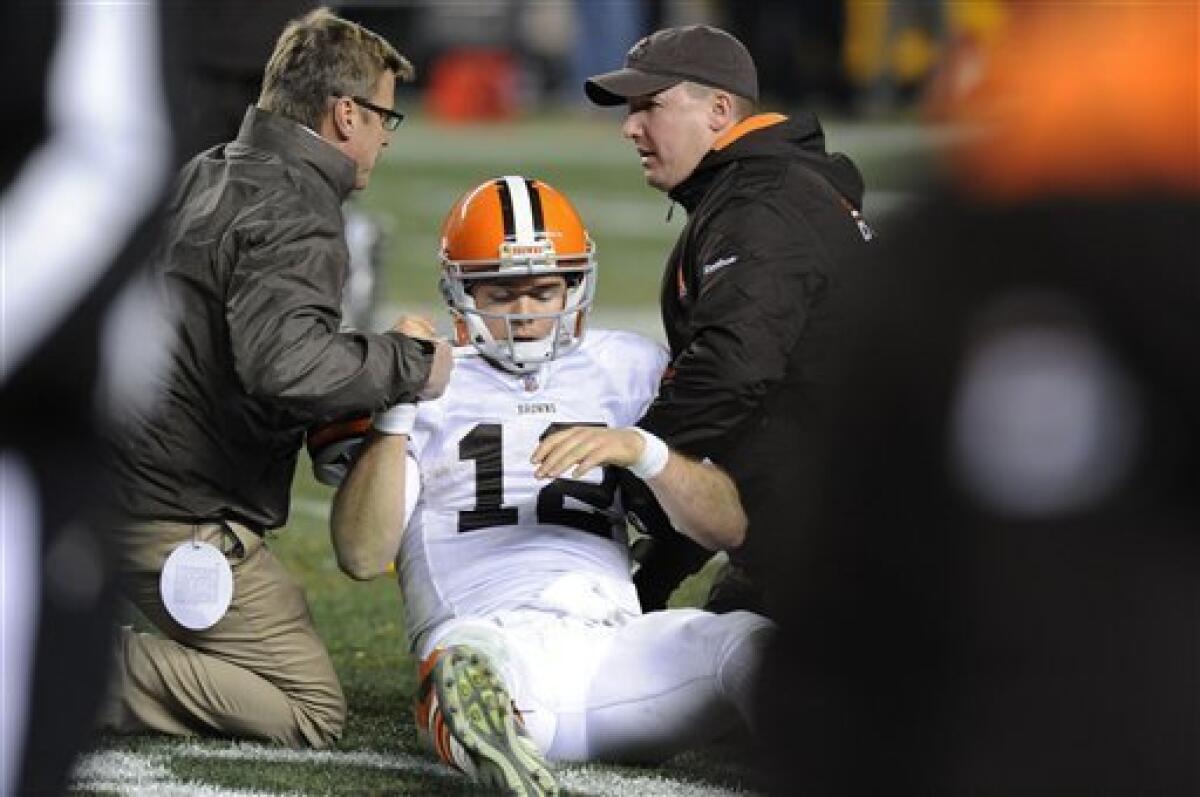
top-left (457, 422), bottom-right (619, 536)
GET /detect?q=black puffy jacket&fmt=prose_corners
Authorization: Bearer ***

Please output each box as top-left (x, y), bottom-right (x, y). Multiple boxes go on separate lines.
top-left (638, 112), bottom-right (872, 591)
top-left (110, 107), bottom-right (434, 530)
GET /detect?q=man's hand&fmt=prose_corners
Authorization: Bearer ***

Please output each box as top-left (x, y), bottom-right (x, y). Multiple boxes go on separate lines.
top-left (417, 339), bottom-right (452, 400)
top-left (390, 314), bottom-right (452, 400)
top-left (391, 314), bottom-right (439, 340)
top-left (531, 426), bottom-right (644, 479)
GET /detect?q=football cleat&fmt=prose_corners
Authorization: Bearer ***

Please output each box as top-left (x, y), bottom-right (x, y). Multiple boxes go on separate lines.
top-left (415, 646), bottom-right (557, 796)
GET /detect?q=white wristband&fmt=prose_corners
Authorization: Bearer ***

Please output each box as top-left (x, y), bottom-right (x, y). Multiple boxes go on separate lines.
top-left (374, 402), bottom-right (418, 435)
top-left (629, 428), bottom-right (669, 480)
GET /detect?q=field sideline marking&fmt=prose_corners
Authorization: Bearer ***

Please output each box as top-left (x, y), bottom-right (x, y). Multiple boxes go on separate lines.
top-left (72, 749), bottom-right (283, 796)
top-left (172, 740), bottom-right (445, 776)
top-left (75, 742), bottom-right (759, 796)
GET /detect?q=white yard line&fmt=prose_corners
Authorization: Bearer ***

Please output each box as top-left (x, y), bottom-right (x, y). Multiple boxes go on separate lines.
top-left (557, 764), bottom-right (760, 797)
top-left (72, 749), bottom-right (287, 796)
top-left (171, 741), bottom-right (447, 777)
top-left (75, 743), bottom-right (760, 797)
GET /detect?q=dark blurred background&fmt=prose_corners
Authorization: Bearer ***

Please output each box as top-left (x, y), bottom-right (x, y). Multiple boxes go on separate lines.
top-left (179, 0), bottom-right (1004, 144)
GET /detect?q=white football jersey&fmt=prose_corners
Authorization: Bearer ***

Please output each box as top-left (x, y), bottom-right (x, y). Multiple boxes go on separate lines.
top-left (399, 329), bottom-right (668, 650)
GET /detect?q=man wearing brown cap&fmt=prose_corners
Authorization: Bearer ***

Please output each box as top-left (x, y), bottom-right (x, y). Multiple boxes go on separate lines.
top-left (586, 25), bottom-right (874, 614)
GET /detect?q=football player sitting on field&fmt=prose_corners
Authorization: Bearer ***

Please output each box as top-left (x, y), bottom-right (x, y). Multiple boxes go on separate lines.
top-left (327, 176), bottom-right (775, 795)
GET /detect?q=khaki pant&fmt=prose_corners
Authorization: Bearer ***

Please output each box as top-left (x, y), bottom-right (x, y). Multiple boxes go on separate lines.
top-left (101, 519), bottom-right (345, 748)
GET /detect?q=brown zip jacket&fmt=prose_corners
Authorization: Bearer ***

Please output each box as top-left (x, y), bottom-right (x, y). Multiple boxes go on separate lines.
top-left (108, 106), bottom-right (433, 531)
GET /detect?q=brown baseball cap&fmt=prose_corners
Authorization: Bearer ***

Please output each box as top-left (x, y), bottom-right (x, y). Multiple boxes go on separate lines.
top-left (585, 25), bottom-right (758, 106)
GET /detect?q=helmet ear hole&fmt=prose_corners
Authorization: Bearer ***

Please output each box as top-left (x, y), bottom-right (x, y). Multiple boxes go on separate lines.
top-left (452, 317), bottom-right (471, 347)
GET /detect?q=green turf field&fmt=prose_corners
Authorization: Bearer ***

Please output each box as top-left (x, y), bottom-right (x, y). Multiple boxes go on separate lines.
top-left (73, 112), bottom-right (933, 795)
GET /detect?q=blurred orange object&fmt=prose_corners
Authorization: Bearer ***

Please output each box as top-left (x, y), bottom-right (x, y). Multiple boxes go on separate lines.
top-left (936, 5), bottom-right (1199, 199)
top-left (425, 48), bottom-right (518, 123)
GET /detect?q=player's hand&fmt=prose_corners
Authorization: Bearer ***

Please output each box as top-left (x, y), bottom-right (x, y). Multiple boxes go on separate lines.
top-left (531, 426), bottom-right (643, 480)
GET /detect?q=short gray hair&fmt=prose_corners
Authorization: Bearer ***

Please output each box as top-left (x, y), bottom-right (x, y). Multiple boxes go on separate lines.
top-left (258, 7), bottom-right (414, 129)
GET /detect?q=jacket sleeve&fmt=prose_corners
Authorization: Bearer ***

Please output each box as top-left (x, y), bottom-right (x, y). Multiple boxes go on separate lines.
top-left (639, 199), bottom-right (828, 461)
top-left (224, 200), bottom-right (433, 420)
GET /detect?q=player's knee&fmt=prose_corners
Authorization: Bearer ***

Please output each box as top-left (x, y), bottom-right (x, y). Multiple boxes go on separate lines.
top-left (693, 609), bottom-right (775, 651)
top-left (720, 611), bottom-right (776, 663)
top-left (712, 611), bottom-right (775, 730)
top-left (731, 610), bottom-right (776, 639)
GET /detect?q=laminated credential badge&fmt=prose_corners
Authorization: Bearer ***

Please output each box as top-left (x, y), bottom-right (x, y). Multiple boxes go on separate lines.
top-left (160, 540), bottom-right (233, 630)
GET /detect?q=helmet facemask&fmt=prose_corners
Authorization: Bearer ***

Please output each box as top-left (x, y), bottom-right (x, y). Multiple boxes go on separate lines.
top-left (438, 177), bottom-right (597, 374)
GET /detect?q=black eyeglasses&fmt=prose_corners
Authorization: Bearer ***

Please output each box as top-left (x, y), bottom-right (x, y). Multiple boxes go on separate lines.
top-left (350, 96), bottom-right (404, 131)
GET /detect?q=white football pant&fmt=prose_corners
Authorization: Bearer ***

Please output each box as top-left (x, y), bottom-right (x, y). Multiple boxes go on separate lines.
top-left (423, 605), bottom-right (774, 762)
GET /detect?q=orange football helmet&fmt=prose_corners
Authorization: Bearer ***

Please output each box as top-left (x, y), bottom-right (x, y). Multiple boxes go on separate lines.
top-left (438, 176), bottom-right (596, 373)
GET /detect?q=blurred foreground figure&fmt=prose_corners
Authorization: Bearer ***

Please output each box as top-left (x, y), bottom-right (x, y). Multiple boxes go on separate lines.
top-left (1, 2), bottom-right (175, 793)
top-left (758, 6), bottom-right (1199, 794)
